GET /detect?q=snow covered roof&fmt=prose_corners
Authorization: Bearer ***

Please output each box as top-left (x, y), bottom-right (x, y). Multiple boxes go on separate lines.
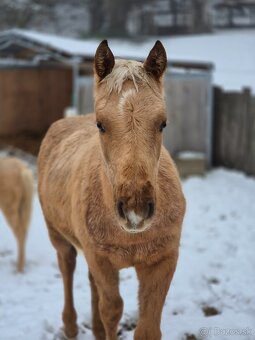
top-left (0, 29), bottom-right (213, 71)
top-left (0, 29), bottom-right (98, 63)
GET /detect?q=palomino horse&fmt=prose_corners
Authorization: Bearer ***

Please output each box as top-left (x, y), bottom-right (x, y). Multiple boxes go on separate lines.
top-left (0, 157), bottom-right (33, 272)
top-left (38, 40), bottom-right (186, 339)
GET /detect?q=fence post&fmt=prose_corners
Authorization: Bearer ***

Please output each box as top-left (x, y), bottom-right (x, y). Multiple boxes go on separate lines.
top-left (244, 88), bottom-right (255, 176)
top-left (212, 86), bottom-right (223, 166)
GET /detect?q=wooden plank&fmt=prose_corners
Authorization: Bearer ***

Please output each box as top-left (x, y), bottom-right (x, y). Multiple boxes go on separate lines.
top-left (78, 78), bottom-right (94, 114)
top-left (212, 86), bottom-right (223, 166)
top-left (245, 95), bottom-right (255, 175)
top-left (0, 67), bottom-right (72, 136)
top-left (227, 91), bottom-right (244, 170)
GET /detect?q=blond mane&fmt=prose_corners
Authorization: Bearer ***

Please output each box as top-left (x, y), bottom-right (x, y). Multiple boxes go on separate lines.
top-left (103, 59), bottom-right (151, 94)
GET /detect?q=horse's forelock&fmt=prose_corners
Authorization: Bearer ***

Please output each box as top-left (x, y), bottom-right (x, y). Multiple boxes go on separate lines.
top-left (101, 59), bottom-right (153, 94)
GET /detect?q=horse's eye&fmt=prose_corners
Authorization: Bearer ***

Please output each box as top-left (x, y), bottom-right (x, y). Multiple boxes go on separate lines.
top-left (96, 122), bottom-right (106, 133)
top-left (159, 121), bottom-right (167, 132)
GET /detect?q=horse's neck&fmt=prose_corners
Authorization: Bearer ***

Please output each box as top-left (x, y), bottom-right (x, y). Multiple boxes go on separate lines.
top-left (97, 160), bottom-right (116, 212)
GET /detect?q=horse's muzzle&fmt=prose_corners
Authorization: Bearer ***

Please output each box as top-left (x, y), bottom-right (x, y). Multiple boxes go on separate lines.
top-left (117, 199), bottom-right (155, 232)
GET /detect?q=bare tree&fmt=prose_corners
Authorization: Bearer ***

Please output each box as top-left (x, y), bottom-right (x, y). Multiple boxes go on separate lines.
top-left (0, 0), bottom-right (59, 30)
top-left (85, 0), bottom-right (105, 35)
top-left (191, 0), bottom-right (211, 33)
top-left (87, 0), bottom-right (156, 37)
top-left (169, 0), bottom-right (178, 26)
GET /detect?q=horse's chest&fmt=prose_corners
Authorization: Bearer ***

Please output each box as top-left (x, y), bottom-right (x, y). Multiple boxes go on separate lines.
top-left (85, 199), bottom-right (173, 267)
top-left (88, 227), bottom-right (172, 268)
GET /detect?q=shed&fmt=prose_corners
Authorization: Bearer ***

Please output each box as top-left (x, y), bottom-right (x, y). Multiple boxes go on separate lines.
top-left (0, 29), bottom-right (95, 154)
top-left (0, 29), bottom-right (214, 173)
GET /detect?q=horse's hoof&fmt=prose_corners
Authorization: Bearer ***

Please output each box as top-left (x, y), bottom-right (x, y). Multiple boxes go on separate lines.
top-left (16, 265), bottom-right (25, 273)
top-left (64, 325), bottom-right (78, 339)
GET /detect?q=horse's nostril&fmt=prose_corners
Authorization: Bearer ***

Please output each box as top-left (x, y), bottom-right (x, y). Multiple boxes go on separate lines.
top-left (147, 201), bottom-right (155, 219)
top-left (117, 200), bottom-right (125, 219)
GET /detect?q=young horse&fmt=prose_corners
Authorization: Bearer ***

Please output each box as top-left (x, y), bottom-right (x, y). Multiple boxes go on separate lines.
top-left (38, 41), bottom-right (186, 340)
top-left (0, 157), bottom-right (33, 272)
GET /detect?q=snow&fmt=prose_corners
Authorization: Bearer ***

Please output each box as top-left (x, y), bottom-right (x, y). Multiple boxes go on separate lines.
top-left (1, 28), bottom-right (255, 92)
top-left (176, 151), bottom-right (206, 160)
top-left (1, 168), bottom-right (255, 340)
top-left (0, 29), bottom-right (100, 59)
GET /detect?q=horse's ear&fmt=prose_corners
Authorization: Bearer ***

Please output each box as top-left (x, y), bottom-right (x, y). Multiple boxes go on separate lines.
top-left (144, 40), bottom-right (167, 80)
top-left (94, 40), bottom-right (115, 81)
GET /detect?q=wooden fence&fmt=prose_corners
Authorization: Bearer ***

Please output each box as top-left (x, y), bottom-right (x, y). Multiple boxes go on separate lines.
top-left (213, 87), bottom-right (255, 176)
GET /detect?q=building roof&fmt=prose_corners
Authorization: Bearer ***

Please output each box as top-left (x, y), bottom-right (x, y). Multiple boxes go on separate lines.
top-left (0, 29), bottom-right (98, 63)
top-left (0, 28), bottom-right (214, 71)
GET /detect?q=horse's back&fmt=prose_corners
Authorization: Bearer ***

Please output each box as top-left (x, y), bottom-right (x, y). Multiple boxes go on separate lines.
top-left (0, 157), bottom-right (33, 210)
top-left (51, 114), bottom-right (96, 141)
top-left (40, 114), bottom-right (96, 151)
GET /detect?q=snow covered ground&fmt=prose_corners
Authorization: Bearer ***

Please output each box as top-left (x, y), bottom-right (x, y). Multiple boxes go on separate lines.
top-left (1, 168), bottom-right (254, 340)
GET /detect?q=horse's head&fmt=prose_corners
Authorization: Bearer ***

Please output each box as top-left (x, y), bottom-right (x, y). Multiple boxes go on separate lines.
top-left (94, 40), bottom-right (167, 233)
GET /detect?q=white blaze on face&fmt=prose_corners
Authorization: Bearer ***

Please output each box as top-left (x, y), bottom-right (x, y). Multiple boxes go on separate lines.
top-left (118, 88), bottom-right (137, 113)
top-left (127, 210), bottom-right (143, 227)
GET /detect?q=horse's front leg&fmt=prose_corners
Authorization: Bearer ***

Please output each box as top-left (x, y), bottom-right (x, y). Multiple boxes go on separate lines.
top-left (135, 254), bottom-right (178, 340)
top-left (88, 270), bottom-right (106, 340)
top-left (48, 226), bottom-right (78, 338)
top-left (86, 254), bottom-right (123, 340)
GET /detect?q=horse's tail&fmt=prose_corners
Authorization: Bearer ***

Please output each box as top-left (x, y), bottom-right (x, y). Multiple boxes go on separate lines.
top-left (19, 167), bottom-right (34, 231)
